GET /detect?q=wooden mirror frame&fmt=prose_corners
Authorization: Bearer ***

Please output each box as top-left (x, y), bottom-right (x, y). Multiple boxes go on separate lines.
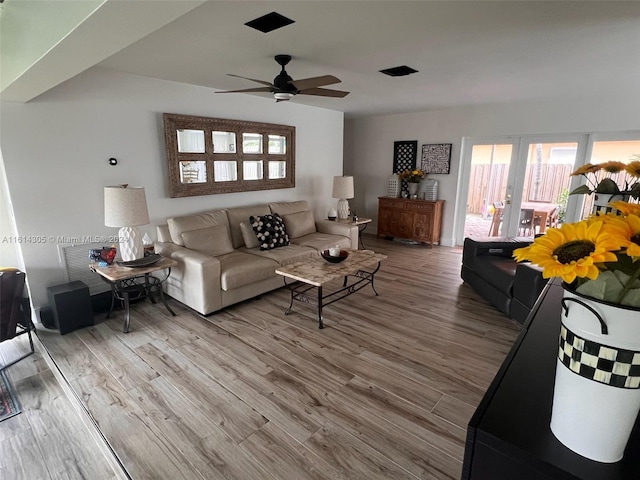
top-left (163, 113), bottom-right (296, 198)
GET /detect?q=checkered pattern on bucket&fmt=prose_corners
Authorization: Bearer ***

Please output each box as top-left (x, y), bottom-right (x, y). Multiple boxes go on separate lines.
top-left (558, 324), bottom-right (640, 389)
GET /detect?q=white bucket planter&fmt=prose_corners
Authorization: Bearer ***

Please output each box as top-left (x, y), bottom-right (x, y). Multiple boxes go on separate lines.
top-left (550, 287), bottom-right (640, 462)
top-left (592, 193), bottom-right (630, 215)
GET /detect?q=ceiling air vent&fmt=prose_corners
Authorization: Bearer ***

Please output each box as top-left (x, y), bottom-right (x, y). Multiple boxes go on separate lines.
top-left (245, 12), bottom-right (295, 33)
top-left (379, 66), bottom-right (419, 77)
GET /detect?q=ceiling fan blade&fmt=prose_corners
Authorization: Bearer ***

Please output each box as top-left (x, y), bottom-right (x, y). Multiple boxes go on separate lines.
top-left (298, 87), bottom-right (350, 98)
top-left (227, 74), bottom-right (274, 88)
top-left (216, 87), bottom-right (273, 94)
top-left (276, 98), bottom-right (290, 103)
top-left (290, 75), bottom-right (341, 91)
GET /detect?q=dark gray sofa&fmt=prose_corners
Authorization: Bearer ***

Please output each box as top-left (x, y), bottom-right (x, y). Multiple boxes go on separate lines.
top-left (461, 237), bottom-right (548, 325)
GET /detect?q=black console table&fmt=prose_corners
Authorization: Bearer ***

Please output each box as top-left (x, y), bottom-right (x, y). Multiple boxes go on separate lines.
top-left (463, 279), bottom-right (640, 479)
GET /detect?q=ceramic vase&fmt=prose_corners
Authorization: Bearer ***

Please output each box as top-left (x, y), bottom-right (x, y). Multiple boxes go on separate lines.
top-left (550, 286), bottom-right (640, 462)
top-left (407, 182), bottom-right (419, 197)
top-left (592, 193), bottom-right (630, 215)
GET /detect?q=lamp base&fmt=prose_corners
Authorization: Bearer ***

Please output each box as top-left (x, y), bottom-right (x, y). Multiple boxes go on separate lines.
top-left (337, 199), bottom-right (350, 220)
top-left (118, 226), bottom-right (144, 261)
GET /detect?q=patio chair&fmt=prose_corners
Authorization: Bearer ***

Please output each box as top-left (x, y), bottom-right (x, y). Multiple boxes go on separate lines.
top-left (518, 208), bottom-right (535, 236)
top-left (0, 269), bottom-right (35, 372)
top-left (488, 202), bottom-right (504, 236)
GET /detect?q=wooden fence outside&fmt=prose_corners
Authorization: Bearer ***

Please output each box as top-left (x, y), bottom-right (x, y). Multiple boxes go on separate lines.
top-left (467, 164), bottom-right (573, 215)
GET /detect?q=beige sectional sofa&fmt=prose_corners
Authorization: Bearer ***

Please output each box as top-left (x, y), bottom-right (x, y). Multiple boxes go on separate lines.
top-left (155, 200), bottom-right (358, 315)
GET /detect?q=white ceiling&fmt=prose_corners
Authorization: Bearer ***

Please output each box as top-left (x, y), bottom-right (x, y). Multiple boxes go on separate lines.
top-left (3, 1), bottom-right (640, 118)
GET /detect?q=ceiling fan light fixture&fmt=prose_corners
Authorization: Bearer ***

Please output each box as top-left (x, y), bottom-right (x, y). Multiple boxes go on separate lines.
top-left (274, 92), bottom-right (294, 101)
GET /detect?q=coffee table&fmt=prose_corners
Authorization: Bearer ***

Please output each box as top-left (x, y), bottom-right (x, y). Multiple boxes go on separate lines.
top-left (275, 249), bottom-right (387, 329)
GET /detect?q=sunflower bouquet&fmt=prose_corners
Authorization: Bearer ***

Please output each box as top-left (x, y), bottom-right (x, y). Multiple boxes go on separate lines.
top-left (400, 169), bottom-right (426, 183)
top-left (569, 156), bottom-right (640, 199)
top-left (513, 200), bottom-right (640, 307)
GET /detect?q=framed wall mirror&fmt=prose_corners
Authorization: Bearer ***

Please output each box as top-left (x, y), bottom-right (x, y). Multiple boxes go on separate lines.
top-left (163, 113), bottom-right (296, 197)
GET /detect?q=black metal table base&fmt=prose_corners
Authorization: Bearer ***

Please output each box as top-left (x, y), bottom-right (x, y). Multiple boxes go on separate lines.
top-left (283, 262), bottom-right (380, 329)
top-left (105, 272), bottom-right (175, 333)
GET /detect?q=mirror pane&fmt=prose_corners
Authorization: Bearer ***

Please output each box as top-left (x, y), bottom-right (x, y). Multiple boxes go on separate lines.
top-left (243, 133), bottom-right (263, 154)
top-left (268, 135), bottom-right (287, 154)
top-left (177, 129), bottom-right (205, 153)
top-left (243, 161), bottom-right (264, 180)
top-left (212, 131), bottom-right (236, 153)
top-left (214, 161), bottom-right (237, 182)
top-left (268, 161), bottom-right (287, 179)
top-left (179, 161), bottom-right (206, 183)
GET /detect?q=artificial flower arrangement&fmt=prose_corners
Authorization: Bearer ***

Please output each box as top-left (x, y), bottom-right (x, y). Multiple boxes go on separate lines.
top-left (569, 156), bottom-right (640, 199)
top-left (513, 200), bottom-right (640, 307)
top-left (400, 168), bottom-right (426, 183)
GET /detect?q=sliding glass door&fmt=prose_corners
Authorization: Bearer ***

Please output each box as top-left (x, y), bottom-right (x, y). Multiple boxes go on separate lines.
top-left (456, 132), bottom-right (640, 246)
top-left (456, 135), bottom-right (586, 245)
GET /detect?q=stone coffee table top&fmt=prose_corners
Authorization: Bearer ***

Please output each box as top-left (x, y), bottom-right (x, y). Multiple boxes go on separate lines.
top-left (276, 249), bottom-right (387, 287)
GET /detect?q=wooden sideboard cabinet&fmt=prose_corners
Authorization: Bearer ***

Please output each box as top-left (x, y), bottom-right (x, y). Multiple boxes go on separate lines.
top-left (377, 197), bottom-right (444, 247)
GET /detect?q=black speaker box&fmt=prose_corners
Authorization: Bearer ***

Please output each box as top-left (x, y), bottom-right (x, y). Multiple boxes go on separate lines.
top-left (47, 281), bottom-right (94, 335)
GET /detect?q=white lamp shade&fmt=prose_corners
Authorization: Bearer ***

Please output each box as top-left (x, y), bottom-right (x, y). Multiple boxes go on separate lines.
top-left (104, 186), bottom-right (150, 227)
top-left (332, 176), bottom-right (354, 199)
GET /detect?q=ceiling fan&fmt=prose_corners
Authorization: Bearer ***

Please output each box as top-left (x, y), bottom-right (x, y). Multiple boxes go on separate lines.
top-left (216, 54), bottom-right (349, 102)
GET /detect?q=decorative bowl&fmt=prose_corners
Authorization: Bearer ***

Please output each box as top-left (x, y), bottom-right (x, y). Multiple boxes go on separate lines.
top-left (321, 249), bottom-right (349, 263)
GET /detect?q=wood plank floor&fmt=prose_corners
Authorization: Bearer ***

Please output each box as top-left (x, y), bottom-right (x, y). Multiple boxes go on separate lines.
top-left (26, 237), bottom-right (522, 479)
top-left (0, 330), bottom-right (120, 479)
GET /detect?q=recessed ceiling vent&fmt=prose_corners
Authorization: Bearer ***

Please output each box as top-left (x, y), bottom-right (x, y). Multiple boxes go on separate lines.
top-left (245, 12), bottom-right (295, 33)
top-left (380, 65), bottom-right (419, 77)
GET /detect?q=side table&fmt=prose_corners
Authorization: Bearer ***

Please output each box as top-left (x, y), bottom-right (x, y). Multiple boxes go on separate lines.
top-left (91, 256), bottom-right (177, 333)
top-left (335, 217), bottom-right (372, 249)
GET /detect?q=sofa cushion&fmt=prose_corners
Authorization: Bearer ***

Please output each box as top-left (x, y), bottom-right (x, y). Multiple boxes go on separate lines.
top-left (181, 225), bottom-right (234, 257)
top-left (240, 221), bottom-right (260, 249)
top-left (293, 232), bottom-right (351, 252)
top-left (167, 210), bottom-right (229, 246)
top-left (226, 204), bottom-right (271, 248)
top-left (282, 210), bottom-right (316, 239)
top-left (475, 256), bottom-right (518, 296)
top-left (217, 251), bottom-right (278, 291)
top-left (240, 244), bottom-right (317, 266)
top-left (268, 200), bottom-right (310, 216)
top-left (250, 214), bottom-right (290, 250)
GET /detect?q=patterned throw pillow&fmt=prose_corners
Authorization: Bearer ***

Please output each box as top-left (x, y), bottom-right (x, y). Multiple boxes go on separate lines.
top-left (249, 213), bottom-right (290, 250)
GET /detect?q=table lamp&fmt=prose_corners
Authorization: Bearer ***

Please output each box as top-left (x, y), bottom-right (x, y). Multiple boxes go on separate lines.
top-left (104, 185), bottom-right (150, 261)
top-left (332, 176), bottom-right (354, 220)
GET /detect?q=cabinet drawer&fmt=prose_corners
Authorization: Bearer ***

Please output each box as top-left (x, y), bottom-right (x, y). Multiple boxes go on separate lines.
top-left (410, 202), bottom-right (435, 212)
top-left (378, 197), bottom-right (405, 209)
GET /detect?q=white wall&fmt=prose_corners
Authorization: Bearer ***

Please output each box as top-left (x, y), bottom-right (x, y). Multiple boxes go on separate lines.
top-left (0, 67), bottom-right (344, 308)
top-left (0, 150), bottom-right (21, 268)
top-left (345, 93), bottom-right (640, 247)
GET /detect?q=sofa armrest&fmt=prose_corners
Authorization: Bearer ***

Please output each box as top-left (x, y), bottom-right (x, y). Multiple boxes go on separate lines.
top-left (315, 220), bottom-right (359, 249)
top-left (155, 242), bottom-right (222, 315)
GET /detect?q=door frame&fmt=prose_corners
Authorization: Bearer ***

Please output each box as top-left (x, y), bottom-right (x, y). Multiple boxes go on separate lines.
top-left (454, 136), bottom-right (520, 245)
